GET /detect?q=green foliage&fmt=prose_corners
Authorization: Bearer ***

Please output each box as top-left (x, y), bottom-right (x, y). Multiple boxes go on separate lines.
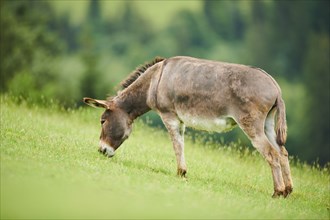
top-left (0, 0), bottom-right (66, 106)
top-left (168, 9), bottom-right (215, 55)
top-left (204, 0), bottom-right (246, 40)
top-left (1, 97), bottom-right (329, 219)
top-left (279, 80), bottom-right (308, 162)
top-left (302, 32), bottom-right (330, 165)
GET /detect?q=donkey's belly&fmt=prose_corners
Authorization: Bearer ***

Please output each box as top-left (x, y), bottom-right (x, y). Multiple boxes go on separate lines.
top-left (178, 113), bottom-right (237, 133)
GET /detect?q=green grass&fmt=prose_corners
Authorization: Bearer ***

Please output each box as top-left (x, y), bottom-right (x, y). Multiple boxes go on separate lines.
top-left (1, 96), bottom-right (329, 219)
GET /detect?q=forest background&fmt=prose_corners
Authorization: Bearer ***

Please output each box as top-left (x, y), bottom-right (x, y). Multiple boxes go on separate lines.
top-left (1, 0), bottom-right (329, 165)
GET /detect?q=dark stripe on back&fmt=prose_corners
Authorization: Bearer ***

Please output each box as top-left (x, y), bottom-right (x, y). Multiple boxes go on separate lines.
top-left (120, 57), bottom-right (165, 89)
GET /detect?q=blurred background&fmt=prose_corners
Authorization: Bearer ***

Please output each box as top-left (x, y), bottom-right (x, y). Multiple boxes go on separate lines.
top-left (0, 0), bottom-right (329, 165)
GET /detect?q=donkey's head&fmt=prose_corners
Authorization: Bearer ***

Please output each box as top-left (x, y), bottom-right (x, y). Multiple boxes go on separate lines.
top-left (83, 97), bottom-right (133, 157)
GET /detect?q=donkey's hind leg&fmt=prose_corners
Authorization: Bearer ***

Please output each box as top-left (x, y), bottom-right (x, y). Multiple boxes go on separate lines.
top-left (252, 134), bottom-right (286, 197)
top-left (279, 146), bottom-right (293, 196)
top-left (265, 109), bottom-right (293, 197)
top-left (237, 113), bottom-right (285, 197)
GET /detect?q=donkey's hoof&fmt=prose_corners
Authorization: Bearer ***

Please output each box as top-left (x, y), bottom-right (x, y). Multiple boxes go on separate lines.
top-left (284, 186), bottom-right (293, 197)
top-left (272, 190), bottom-right (284, 198)
top-left (177, 168), bottom-right (187, 177)
top-left (272, 188), bottom-right (292, 198)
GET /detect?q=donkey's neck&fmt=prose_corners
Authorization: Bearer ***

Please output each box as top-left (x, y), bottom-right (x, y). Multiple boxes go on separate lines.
top-left (115, 75), bottom-right (152, 120)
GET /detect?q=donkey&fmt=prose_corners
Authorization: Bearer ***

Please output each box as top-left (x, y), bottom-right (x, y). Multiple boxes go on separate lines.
top-left (83, 56), bottom-right (293, 198)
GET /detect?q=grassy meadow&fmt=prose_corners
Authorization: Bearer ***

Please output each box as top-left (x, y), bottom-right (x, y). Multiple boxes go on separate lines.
top-left (1, 96), bottom-right (329, 219)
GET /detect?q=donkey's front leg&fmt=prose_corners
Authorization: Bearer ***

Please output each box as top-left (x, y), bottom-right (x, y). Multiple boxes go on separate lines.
top-left (160, 113), bottom-right (187, 177)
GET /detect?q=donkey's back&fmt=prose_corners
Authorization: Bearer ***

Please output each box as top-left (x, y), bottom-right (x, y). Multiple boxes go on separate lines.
top-left (152, 56), bottom-right (279, 126)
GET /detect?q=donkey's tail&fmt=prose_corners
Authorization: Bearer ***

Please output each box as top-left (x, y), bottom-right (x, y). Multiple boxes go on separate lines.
top-left (275, 95), bottom-right (287, 146)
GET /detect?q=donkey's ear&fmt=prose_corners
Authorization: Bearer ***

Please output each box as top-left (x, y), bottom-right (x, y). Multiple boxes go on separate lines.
top-left (83, 97), bottom-right (109, 109)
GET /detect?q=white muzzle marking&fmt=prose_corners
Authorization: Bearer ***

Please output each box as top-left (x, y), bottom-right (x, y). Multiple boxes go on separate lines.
top-left (99, 140), bottom-right (115, 157)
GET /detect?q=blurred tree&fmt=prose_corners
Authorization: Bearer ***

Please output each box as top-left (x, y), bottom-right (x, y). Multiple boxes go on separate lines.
top-left (167, 10), bottom-right (214, 55)
top-left (79, 0), bottom-right (102, 98)
top-left (203, 0), bottom-right (245, 40)
top-left (309, 0), bottom-right (330, 34)
top-left (80, 53), bottom-right (100, 98)
top-left (245, 0), bottom-right (329, 80)
top-left (79, 0), bottom-right (157, 99)
top-left (54, 13), bottom-right (79, 53)
top-left (243, 1), bottom-right (274, 72)
top-left (0, 0), bottom-right (64, 97)
top-left (302, 32), bottom-right (329, 165)
top-left (120, 2), bottom-right (153, 45)
top-left (268, 1), bottom-right (310, 78)
top-left (88, 0), bottom-right (101, 22)
top-left (88, 0), bottom-right (104, 41)
top-left (108, 1), bottom-right (154, 63)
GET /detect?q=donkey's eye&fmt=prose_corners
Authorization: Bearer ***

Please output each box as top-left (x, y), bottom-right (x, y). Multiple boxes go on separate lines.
top-left (100, 119), bottom-right (106, 125)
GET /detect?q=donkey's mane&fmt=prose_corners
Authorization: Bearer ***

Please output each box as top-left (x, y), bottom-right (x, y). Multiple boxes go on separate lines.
top-left (120, 57), bottom-right (165, 89)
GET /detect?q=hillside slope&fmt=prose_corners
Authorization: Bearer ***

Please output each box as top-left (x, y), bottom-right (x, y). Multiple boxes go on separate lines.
top-left (1, 96), bottom-right (329, 219)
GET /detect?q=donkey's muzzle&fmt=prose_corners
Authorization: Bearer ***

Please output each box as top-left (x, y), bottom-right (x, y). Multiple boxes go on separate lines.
top-left (99, 140), bottom-right (115, 157)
